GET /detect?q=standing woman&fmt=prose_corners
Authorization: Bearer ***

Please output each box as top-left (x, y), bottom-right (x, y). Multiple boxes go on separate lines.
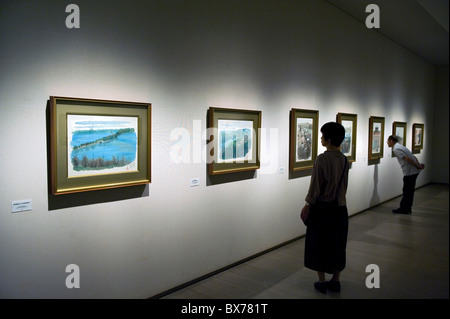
top-left (300, 122), bottom-right (349, 294)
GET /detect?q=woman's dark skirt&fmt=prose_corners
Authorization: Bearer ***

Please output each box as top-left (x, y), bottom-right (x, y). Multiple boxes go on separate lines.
top-left (304, 201), bottom-right (349, 274)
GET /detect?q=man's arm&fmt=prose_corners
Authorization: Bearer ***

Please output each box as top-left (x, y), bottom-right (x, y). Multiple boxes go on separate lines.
top-left (403, 155), bottom-right (425, 170)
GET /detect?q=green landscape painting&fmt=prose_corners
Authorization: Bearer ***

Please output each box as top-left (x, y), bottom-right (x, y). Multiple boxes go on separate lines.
top-left (217, 119), bottom-right (253, 163)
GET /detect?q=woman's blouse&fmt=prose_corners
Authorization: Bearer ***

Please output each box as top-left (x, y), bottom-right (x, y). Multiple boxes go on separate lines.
top-left (305, 150), bottom-right (349, 206)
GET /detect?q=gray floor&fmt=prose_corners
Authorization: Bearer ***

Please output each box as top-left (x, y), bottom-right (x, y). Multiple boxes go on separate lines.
top-left (161, 183), bottom-right (449, 299)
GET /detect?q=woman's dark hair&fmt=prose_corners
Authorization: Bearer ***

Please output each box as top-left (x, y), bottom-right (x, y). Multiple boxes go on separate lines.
top-left (321, 122), bottom-right (345, 147)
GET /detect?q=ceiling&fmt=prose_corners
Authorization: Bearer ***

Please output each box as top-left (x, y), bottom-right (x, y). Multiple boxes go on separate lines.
top-left (325, 0), bottom-right (449, 66)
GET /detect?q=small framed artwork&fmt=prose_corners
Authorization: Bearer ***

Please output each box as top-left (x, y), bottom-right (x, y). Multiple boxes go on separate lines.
top-left (392, 121), bottom-right (407, 157)
top-left (412, 123), bottom-right (424, 153)
top-left (289, 108), bottom-right (319, 171)
top-left (368, 116), bottom-right (385, 160)
top-left (336, 113), bottom-right (357, 162)
top-left (207, 107), bottom-right (261, 175)
top-left (50, 96), bottom-right (151, 195)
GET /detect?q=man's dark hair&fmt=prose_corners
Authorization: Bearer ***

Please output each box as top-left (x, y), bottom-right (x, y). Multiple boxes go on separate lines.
top-left (321, 122), bottom-right (345, 147)
top-left (388, 135), bottom-right (399, 143)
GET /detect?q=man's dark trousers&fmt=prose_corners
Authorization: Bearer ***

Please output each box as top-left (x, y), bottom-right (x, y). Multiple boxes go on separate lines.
top-left (400, 174), bottom-right (419, 213)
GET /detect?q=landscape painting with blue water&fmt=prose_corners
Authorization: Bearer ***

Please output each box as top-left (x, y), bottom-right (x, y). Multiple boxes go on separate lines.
top-left (217, 120), bottom-right (253, 163)
top-left (67, 115), bottom-right (138, 177)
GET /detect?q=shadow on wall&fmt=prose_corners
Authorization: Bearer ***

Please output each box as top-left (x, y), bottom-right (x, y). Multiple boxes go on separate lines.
top-left (47, 185), bottom-right (149, 210)
top-left (369, 163), bottom-right (381, 207)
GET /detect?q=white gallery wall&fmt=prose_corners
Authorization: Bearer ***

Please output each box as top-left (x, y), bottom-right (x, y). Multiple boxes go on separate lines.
top-left (432, 65), bottom-right (449, 184)
top-left (0, 0), bottom-right (441, 298)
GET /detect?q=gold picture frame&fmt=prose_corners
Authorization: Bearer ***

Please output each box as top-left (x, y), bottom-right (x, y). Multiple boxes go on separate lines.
top-left (412, 123), bottom-right (424, 154)
top-left (289, 108), bottom-right (319, 171)
top-left (337, 113), bottom-right (357, 162)
top-left (50, 96), bottom-right (151, 195)
top-left (207, 107), bottom-right (261, 175)
top-left (368, 116), bottom-right (385, 160)
top-left (392, 121), bottom-right (407, 157)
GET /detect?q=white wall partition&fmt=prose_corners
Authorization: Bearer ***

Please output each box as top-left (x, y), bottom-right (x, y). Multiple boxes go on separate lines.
top-left (0, 0), bottom-right (440, 298)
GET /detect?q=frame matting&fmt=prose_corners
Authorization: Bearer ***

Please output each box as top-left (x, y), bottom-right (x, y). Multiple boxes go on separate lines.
top-left (289, 108), bottom-right (319, 171)
top-left (207, 107), bottom-right (261, 175)
top-left (50, 96), bottom-right (151, 195)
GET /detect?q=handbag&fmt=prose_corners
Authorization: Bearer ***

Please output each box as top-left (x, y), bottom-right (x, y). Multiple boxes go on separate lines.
top-left (301, 155), bottom-right (347, 226)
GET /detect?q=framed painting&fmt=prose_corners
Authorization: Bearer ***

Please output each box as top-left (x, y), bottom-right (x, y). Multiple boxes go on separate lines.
top-left (289, 109), bottom-right (319, 171)
top-left (368, 116), bottom-right (385, 160)
top-left (392, 121), bottom-right (407, 157)
top-left (412, 123), bottom-right (424, 154)
top-left (50, 96), bottom-right (151, 195)
top-left (207, 107), bottom-right (261, 175)
top-left (336, 113), bottom-right (357, 162)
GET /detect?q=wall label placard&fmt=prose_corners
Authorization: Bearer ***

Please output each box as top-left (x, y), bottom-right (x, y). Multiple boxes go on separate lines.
top-left (11, 199), bottom-right (32, 213)
top-left (190, 178), bottom-right (200, 187)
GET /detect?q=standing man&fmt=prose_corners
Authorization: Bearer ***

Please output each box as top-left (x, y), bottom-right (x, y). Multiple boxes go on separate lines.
top-left (387, 135), bottom-right (425, 214)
